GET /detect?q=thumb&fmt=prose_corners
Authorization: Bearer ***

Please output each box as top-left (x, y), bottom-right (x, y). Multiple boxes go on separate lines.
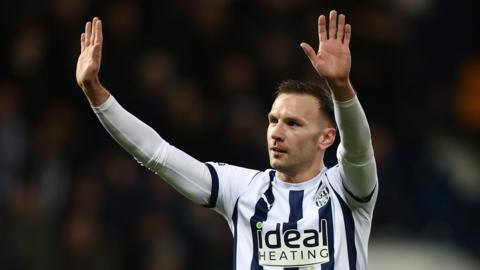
top-left (300, 42), bottom-right (316, 64)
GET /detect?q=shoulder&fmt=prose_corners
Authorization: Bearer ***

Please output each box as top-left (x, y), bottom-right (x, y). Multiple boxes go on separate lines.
top-left (206, 162), bottom-right (261, 178)
top-left (204, 162), bottom-right (272, 216)
top-left (324, 164), bottom-right (342, 183)
top-left (324, 164), bottom-right (378, 213)
top-left (205, 162), bottom-right (272, 185)
top-left (323, 165), bottom-right (349, 203)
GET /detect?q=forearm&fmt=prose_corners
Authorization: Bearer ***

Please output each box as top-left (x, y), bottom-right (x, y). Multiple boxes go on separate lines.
top-left (334, 95), bottom-right (373, 161)
top-left (334, 94), bottom-right (377, 198)
top-left (92, 95), bottom-right (212, 205)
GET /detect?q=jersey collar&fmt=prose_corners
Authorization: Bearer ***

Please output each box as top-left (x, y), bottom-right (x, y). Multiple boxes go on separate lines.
top-left (274, 166), bottom-right (328, 190)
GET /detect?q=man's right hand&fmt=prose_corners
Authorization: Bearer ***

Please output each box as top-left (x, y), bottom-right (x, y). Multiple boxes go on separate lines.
top-left (76, 17), bottom-right (109, 106)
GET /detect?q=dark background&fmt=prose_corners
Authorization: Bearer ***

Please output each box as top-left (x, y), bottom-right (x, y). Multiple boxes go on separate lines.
top-left (1, 0), bottom-right (480, 269)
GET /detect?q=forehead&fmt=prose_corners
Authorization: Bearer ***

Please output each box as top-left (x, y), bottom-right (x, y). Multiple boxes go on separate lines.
top-left (270, 93), bottom-right (321, 119)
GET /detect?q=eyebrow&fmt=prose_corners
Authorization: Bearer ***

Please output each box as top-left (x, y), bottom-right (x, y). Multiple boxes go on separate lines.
top-left (285, 116), bottom-right (306, 124)
top-left (268, 113), bottom-right (306, 125)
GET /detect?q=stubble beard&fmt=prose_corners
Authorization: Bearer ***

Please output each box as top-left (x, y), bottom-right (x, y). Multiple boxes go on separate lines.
top-left (269, 154), bottom-right (295, 175)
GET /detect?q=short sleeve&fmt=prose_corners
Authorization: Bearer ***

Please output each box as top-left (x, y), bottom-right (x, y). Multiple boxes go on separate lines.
top-left (205, 162), bottom-right (260, 221)
top-left (326, 165), bottom-right (378, 216)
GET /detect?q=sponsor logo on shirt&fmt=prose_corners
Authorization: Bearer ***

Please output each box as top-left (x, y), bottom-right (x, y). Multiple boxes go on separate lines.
top-left (256, 220), bottom-right (330, 267)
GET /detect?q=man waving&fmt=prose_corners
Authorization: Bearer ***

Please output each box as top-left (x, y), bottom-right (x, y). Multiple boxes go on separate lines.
top-left (76, 10), bottom-right (378, 269)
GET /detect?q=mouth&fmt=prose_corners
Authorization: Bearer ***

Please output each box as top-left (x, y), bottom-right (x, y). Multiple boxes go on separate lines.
top-left (270, 147), bottom-right (287, 157)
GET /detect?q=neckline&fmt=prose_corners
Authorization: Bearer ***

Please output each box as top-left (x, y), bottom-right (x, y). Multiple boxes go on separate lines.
top-left (274, 166), bottom-right (328, 190)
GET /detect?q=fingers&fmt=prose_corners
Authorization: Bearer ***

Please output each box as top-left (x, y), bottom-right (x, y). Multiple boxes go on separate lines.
top-left (344, 24), bottom-right (351, 46)
top-left (318, 15), bottom-right (327, 42)
top-left (82, 17), bottom-right (102, 49)
top-left (91, 17), bottom-right (98, 46)
top-left (324, 10), bottom-right (349, 45)
top-left (81, 33), bottom-right (85, 52)
top-left (328, 10), bottom-right (337, 39)
top-left (94, 19), bottom-right (103, 45)
top-left (337, 14), bottom-right (346, 42)
top-left (300, 42), bottom-right (316, 64)
top-left (85, 21), bottom-right (92, 46)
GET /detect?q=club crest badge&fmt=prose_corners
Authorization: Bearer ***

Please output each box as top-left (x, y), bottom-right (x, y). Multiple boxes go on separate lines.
top-left (314, 182), bottom-right (330, 207)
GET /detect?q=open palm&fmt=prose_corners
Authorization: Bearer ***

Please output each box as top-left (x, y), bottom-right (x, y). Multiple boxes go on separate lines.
top-left (76, 18), bottom-right (103, 90)
top-left (301, 11), bottom-right (351, 82)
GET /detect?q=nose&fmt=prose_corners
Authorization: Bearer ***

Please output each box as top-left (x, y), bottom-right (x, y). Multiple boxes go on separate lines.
top-left (270, 122), bottom-right (285, 142)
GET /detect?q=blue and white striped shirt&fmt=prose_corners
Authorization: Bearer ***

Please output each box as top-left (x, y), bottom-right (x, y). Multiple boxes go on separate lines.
top-left (206, 162), bottom-right (377, 270)
top-left (93, 94), bottom-right (377, 270)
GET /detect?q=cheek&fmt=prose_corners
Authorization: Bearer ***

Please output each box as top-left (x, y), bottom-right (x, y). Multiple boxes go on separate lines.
top-left (297, 134), bottom-right (320, 155)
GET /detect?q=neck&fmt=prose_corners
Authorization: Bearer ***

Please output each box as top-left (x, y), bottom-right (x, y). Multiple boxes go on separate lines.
top-left (276, 163), bottom-right (325, 183)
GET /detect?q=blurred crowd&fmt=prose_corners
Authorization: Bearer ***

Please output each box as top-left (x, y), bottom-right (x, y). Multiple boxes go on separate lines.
top-left (1, 0), bottom-right (479, 269)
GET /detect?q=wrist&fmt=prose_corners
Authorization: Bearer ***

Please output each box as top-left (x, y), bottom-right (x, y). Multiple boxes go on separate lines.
top-left (80, 77), bottom-right (111, 107)
top-left (326, 78), bottom-right (349, 90)
top-left (81, 77), bottom-right (102, 92)
top-left (326, 78), bottom-right (356, 101)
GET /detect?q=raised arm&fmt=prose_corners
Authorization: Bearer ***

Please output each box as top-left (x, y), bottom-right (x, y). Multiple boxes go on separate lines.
top-left (301, 11), bottom-right (377, 205)
top-left (75, 18), bottom-right (213, 205)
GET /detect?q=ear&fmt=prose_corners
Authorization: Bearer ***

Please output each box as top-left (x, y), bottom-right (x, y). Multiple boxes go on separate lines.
top-left (318, 127), bottom-right (336, 150)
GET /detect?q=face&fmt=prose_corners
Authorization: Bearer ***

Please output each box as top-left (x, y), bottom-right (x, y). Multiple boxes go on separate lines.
top-left (267, 93), bottom-right (334, 178)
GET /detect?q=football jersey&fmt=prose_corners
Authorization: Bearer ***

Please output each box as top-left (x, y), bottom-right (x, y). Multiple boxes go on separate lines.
top-left (205, 162), bottom-right (377, 270)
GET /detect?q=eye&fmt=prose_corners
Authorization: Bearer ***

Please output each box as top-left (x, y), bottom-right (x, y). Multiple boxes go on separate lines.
top-left (268, 115), bottom-right (278, 124)
top-left (286, 119), bottom-right (300, 127)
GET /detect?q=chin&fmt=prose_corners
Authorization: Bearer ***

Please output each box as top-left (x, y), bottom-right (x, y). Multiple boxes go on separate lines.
top-left (269, 159), bottom-right (287, 172)
top-left (269, 159), bottom-right (278, 169)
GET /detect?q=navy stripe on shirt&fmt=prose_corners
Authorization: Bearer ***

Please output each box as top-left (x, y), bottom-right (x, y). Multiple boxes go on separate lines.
top-left (204, 163), bottom-right (219, 208)
top-left (232, 199), bottom-right (240, 270)
top-left (249, 170), bottom-right (275, 270)
top-left (343, 182), bottom-right (377, 203)
top-left (284, 190), bottom-right (304, 270)
top-left (319, 185), bottom-right (335, 270)
top-left (331, 183), bottom-right (357, 270)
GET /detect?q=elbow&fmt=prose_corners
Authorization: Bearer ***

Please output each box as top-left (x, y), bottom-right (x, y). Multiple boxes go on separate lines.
top-left (132, 139), bottom-right (168, 170)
